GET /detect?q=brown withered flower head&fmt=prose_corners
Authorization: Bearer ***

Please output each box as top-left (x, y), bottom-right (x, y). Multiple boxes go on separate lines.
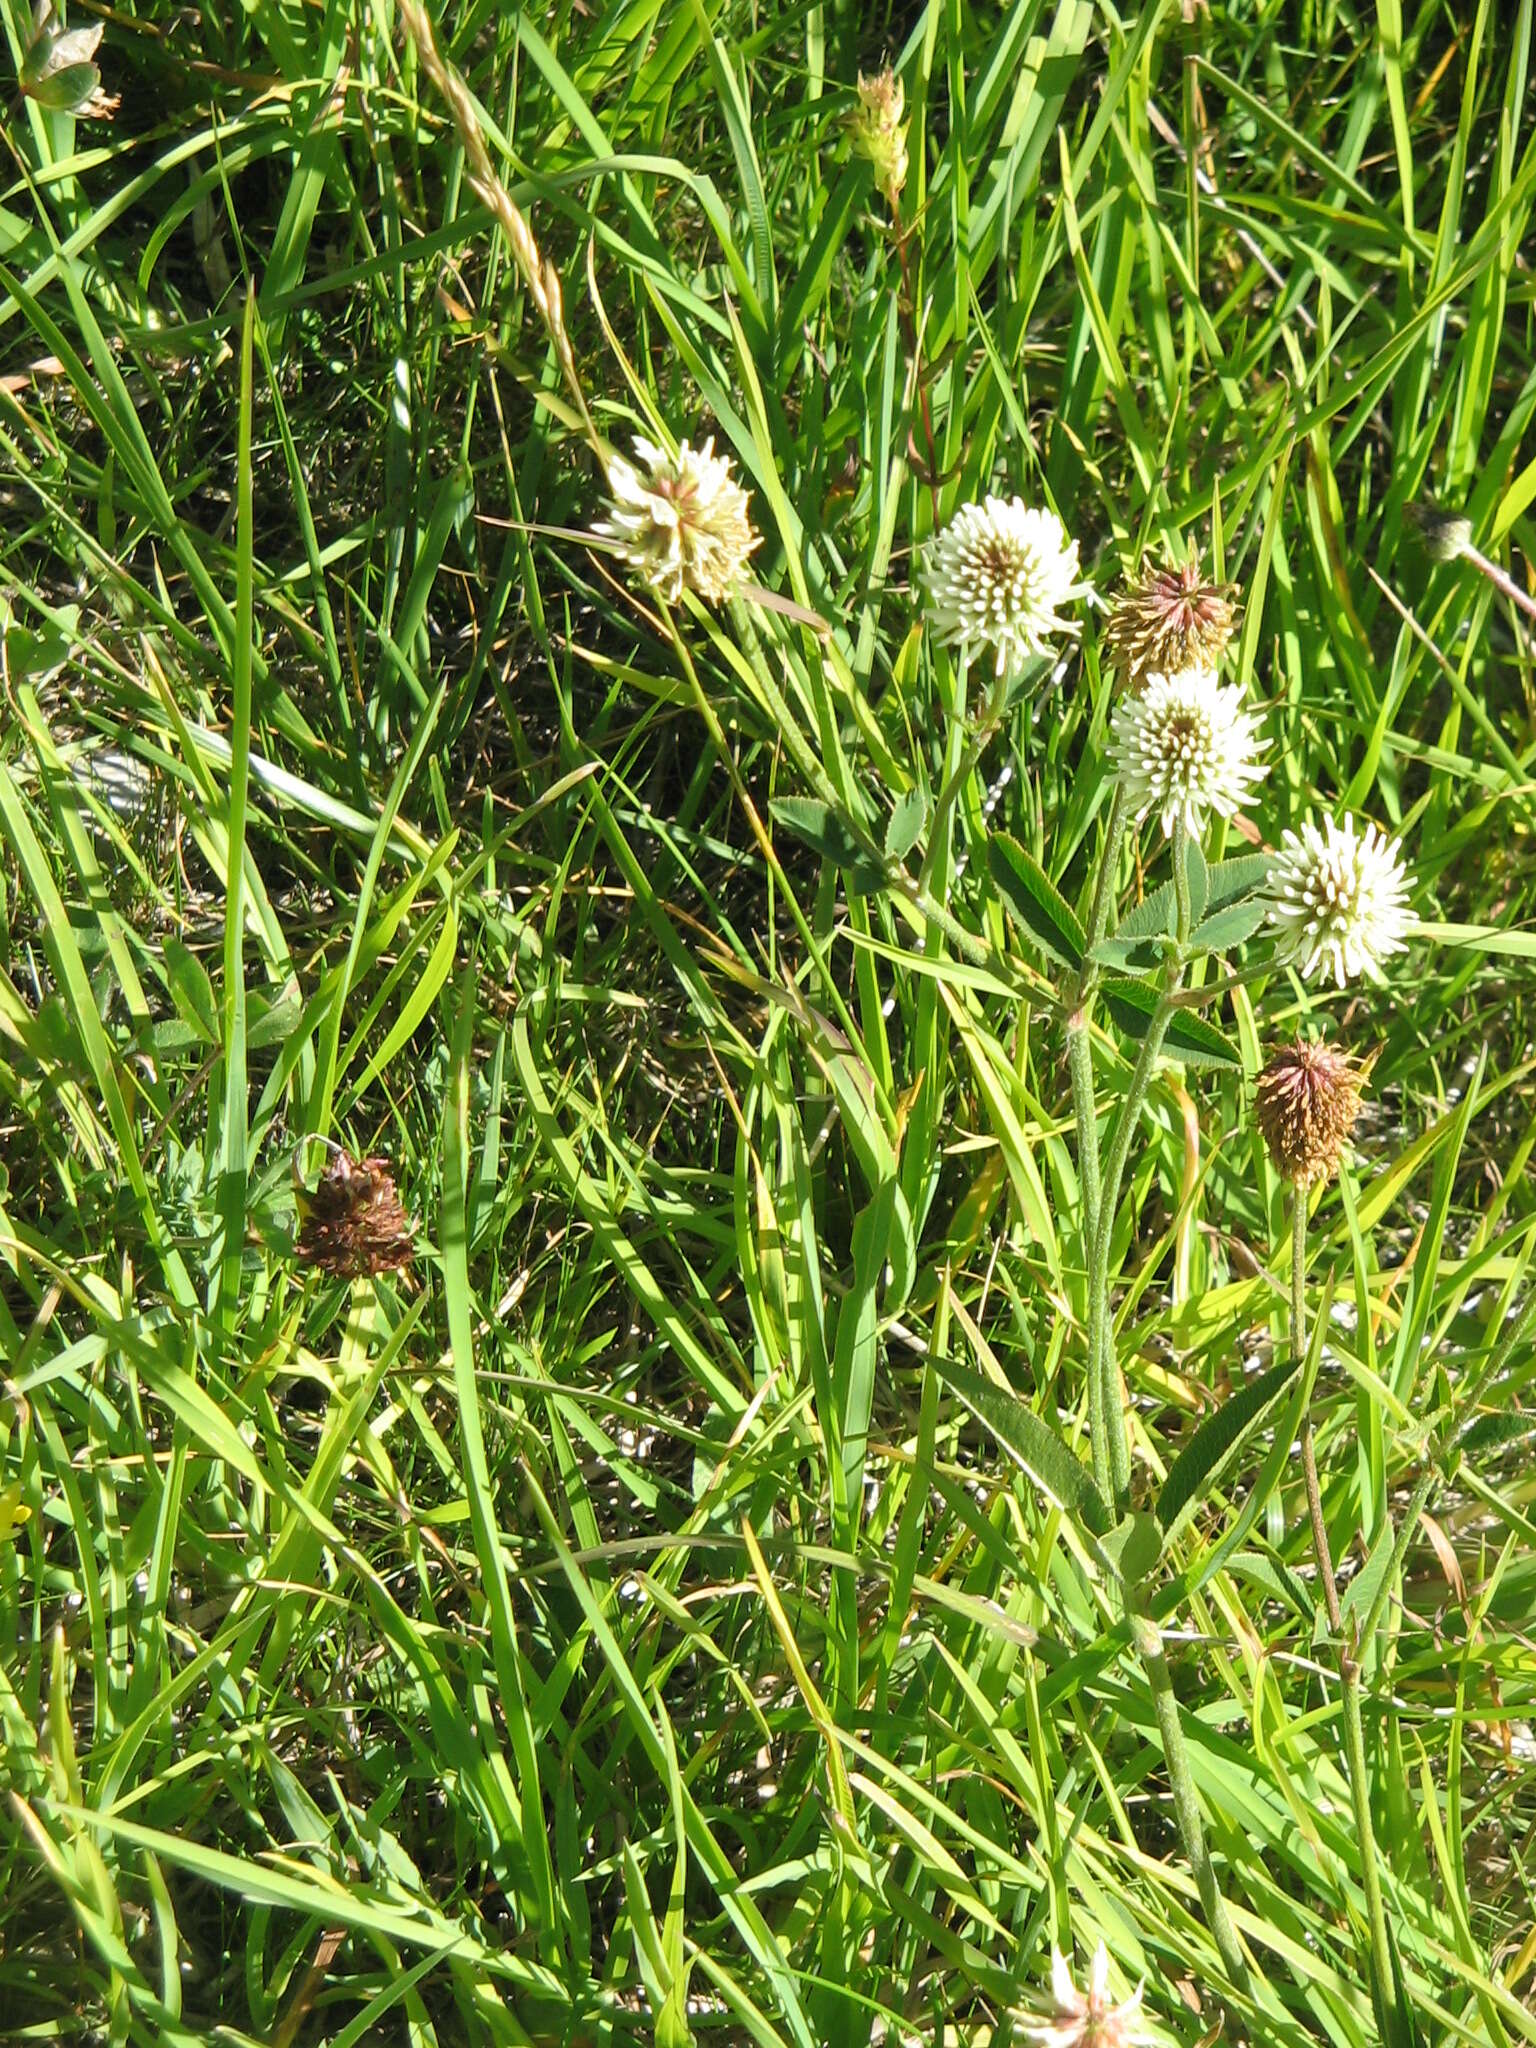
top-left (1254, 1038), bottom-right (1365, 1187)
top-left (294, 1142), bottom-right (415, 1280)
top-left (1102, 554), bottom-right (1239, 692)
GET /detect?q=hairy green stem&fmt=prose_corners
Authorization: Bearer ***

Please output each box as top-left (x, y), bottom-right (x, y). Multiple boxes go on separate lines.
top-left (1088, 978), bottom-right (1178, 1507)
top-left (1339, 1647), bottom-right (1399, 2039)
top-left (1067, 1017), bottom-right (1107, 1496)
top-left (1168, 955), bottom-right (1274, 1009)
top-left (1291, 1193), bottom-right (1402, 2043)
top-left (1105, 963), bottom-right (1250, 2002)
top-left (1464, 537), bottom-right (1536, 627)
top-left (1071, 783), bottom-right (1129, 1499)
top-left (1086, 827), bottom-right (1196, 1503)
top-left (1295, 1202), bottom-right (1342, 1636)
top-left (1076, 803), bottom-right (1249, 1994)
top-left (921, 663), bottom-right (1004, 894)
top-left (1135, 1611), bottom-right (1252, 1991)
top-left (1083, 780), bottom-right (1130, 964)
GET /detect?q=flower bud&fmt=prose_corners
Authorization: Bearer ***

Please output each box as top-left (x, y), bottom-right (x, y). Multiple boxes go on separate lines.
top-left (1407, 501), bottom-right (1474, 563)
top-left (20, 3), bottom-right (117, 118)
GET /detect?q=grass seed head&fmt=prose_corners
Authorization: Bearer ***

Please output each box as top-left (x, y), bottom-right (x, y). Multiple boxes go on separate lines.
top-left (850, 69), bottom-right (909, 206)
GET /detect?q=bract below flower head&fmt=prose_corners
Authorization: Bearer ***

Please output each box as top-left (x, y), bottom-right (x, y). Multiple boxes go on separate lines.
top-left (922, 496), bottom-right (1087, 680)
top-left (19, 2), bottom-right (118, 116)
top-left (1020, 1943), bottom-right (1150, 2048)
top-left (1109, 666), bottom-right (1266, 838)
top-left (593, 435), bottom-right (759, 605)
top-left (1263, 814), bottom-right (1412, 987)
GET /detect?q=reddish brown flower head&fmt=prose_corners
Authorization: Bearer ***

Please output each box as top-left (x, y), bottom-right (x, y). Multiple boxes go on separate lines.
top-left (1254, 1040), bottom-right (1364, 1187)
top-left (296, 1146), bottom-right (415, 1280)
top-left (1103, 556), bottom-right (1239, 692)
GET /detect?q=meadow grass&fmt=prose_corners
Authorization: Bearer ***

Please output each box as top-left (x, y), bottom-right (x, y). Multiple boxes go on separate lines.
top-left (2, 1), bottom-right (1536, 2043)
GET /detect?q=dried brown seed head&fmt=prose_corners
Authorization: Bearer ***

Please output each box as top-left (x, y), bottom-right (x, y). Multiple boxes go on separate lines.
top-left (1103, 556), bottom-right (1239, 692)
top-left (1254, 1039), bottom-right (1364, 1187)
top-left (295, 1146), bottom-right (415, 1280)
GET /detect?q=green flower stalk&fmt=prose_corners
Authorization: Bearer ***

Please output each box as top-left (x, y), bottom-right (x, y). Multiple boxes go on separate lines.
top-left (1258, 1041), bottom-right (1405, 2046)
top-left (1066, 606), bottom-right (1271, 1999)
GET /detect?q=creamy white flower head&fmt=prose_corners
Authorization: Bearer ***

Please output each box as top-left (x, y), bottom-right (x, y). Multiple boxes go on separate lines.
top-left (1264, 814), bottom-right (1413, 987)
top-left (922, 496), bottom-right (1087, 679)
top-left (1021, 1943), bottom-right (1149, 2048)
top-left (593, 435), bottom-right (758, 604)
top-left (1109, 666), bottom-right (1266, 838)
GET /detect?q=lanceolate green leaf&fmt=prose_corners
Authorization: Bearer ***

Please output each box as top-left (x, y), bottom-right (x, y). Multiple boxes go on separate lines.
top-left (1091, 879), bottom-right (1174, 969)
top-left (1189, 896), bottom-right (1270, 953)
top-left (1202, 852), bottom-right (1273, 912)
top-left (1156, 1356), bottom-right (1303, 1544)
top-left (769, 795), bottom-right (885, 892)
top-left (1102, 979), bottom-right (1244, 1069)
top-left (988, 834), bottom-right (1085, 972)
top-left (938, 1359), bottom-right (1112, 1540)
top-left (884, 786), bottom-right (928, 862)
top-left (1094, 851), bottom-right (1272, 969)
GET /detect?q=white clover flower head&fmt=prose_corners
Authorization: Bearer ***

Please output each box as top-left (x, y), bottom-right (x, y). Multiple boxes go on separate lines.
top-left (1108, 665), bottom-right (1267, 838)
top-left (1264, 814), bottom-right (1413, 987)
top-left (1021, 1943), bottom-right (1150, 2048)
top-left (922, 496), bottom-right (1087, 680)
top-left (593, 434), bottom-right (759, 604)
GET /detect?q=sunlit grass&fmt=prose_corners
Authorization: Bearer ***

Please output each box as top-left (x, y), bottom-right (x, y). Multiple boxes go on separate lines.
top-left (2, 3), bottom-right (1535, 2044)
